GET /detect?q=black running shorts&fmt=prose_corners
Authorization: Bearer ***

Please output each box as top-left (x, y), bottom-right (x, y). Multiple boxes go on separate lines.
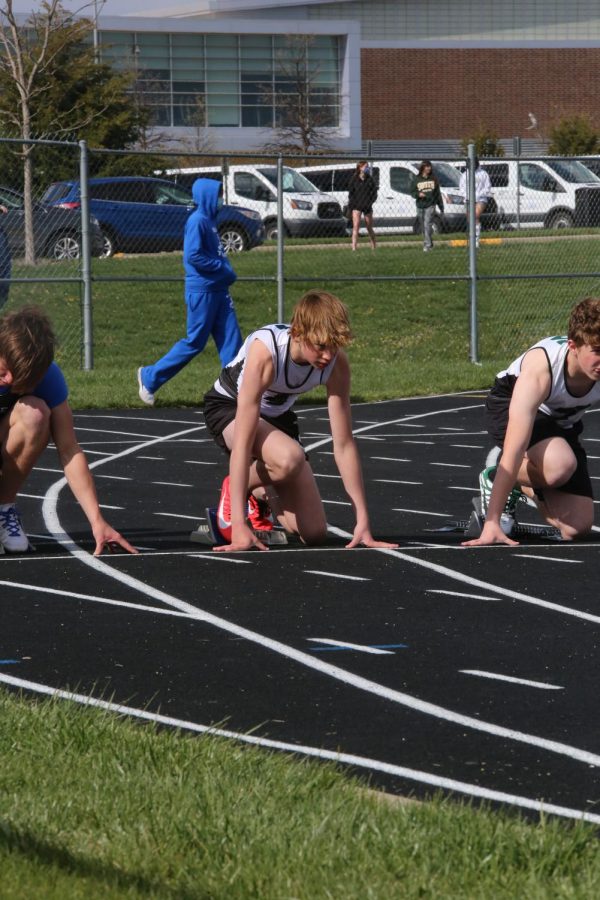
top-left (203, 387), bottom-right (303, 455)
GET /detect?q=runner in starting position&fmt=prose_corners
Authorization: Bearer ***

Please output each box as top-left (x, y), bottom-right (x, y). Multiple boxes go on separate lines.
top-left (463, 296), bottom-right (600, 546)
top-left (202, 290), bottom-right (398, 552)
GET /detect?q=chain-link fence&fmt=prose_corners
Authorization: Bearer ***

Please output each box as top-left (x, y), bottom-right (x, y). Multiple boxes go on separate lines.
top-left (3, 137), bottom-right (600, 373)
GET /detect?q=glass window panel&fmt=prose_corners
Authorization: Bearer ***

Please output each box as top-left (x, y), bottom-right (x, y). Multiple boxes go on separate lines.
top-left (207, 103), bottom-right (239, 126)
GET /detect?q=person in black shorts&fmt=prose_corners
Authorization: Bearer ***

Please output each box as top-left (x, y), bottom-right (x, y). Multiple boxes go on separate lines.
top-left (348, 161), bottom-right (377, 252)
top-left (463, 297), bottom-right (600, 546)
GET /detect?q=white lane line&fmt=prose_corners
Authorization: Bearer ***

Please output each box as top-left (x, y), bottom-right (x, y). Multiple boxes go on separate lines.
top-left (99, 504), bottom-right (124, 510)
top-left (322, 499), bottom-right (351, 506)
top-left (402, 440), bottom-right (434, 445)
top-left (427, 590), bottom-right (501, 602)
top-left (448, 486), bottom-right (479, 492)
top-left (308, 638), bottom-right (393, 654)
top-left (516, 554), bottom-right (582, 564)
top-left (393, 508), bottom-right (450, 518)
top-left (371, 456), bottom-right (411, 462)
top-left (439, 427), bottom-right (464, 431)
top-left (152, 481), bottom-right (194, 488)
top-left (75, 427), bottom-right (165, 438)
top-left (375, 479), bottom-right (423, 485)
top-left (430, 462), bottom-right (471, 468)
top-left (184, 460), bottom-right (218, 465)
top-left (15, 493), bottom-right (47, 500)
top-left (314, 473), bottom-right (342, 479)
top-left (0, 580), bottom-right (194, 620)
top-left (460, 670), bottom-right (564, 691)
top-left (136, 455), bottom-right (164, 460)
top-left (190, 554), bottom-right (252, 565)
top-left (451, 444), bottom-right (484, 449)
top-left (154, 512), bottom-right (205, 521)
top-left (356, 436), bottom-right (385, 441)
top-left (76, 414), bottom-right (204, 426)
top-left (326, 526), bottom-right (600, 625)
top-left (1, 673), bottom-right (598, 824)
top-left (304, 570), bottom-right (370, 582)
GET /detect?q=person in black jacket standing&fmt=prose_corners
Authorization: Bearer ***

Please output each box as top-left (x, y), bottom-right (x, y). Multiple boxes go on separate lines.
top-left (412, 160), bottom-right (444, 252)
top-left (348, 161), bottom-right (377, 251)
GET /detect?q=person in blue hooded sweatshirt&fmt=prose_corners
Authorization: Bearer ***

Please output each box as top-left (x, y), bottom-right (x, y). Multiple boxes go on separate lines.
top-left (137, 178), bottom-right (243, 406)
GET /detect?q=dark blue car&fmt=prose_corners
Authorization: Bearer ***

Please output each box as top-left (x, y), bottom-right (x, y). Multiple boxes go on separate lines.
top-left (42, 176), bottom-right (265, 257)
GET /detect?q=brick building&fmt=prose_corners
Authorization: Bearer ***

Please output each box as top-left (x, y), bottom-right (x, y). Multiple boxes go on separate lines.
top-left (88, 0), bottom-right (600, 151)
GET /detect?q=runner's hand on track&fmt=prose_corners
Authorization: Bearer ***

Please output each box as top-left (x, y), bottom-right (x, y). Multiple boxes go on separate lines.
top-left (213, 522), bottom-right (268, 553)
top-left (345, 526), bottom-right (399, 550)
top-left (462, 520), bottom-right (519, 547)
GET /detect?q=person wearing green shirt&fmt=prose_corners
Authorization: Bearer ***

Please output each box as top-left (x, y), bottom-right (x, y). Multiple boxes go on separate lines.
top-left (412, 160), bottom-right (444, 252)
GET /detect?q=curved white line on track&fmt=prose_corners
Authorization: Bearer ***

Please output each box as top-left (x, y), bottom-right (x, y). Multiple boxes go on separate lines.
top-left (34, 403), bottom-right (600, 814)
top-left (0, 672), bottom-right (598, 825)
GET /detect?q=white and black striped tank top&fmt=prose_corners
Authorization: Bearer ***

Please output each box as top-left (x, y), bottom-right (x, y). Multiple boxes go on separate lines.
top-left (212, 324), bottom-right (337, 417)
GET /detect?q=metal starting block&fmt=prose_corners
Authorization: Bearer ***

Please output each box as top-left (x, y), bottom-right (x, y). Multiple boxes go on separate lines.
top-left (190, 507), bottom-right (288, 547)
top-left (426, 497), bottom-right (562, 541)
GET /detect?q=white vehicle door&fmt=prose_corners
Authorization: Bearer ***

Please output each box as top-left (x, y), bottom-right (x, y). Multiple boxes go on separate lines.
top-left (384, 165), bottom-right (420, 230)
top-left (518, 163), bottom-right (566, 227)
top-left (231, 171), bottom-right (276, 217)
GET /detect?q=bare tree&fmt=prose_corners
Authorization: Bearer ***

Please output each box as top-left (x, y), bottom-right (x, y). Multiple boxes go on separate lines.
top-left (0, 0), bottom-right (105, 263)
top-left (261, 35), bottom-right (340, 155)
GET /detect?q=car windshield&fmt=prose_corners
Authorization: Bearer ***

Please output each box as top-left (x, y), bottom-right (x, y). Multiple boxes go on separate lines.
top-left (431, 162), bottom-right (461, 188)
top-left (258, 167), bottom-right (320, 193)
top-left (42, 183), bottom-right (73, 204)
top-left (546, 160), bottom-right (600, 183)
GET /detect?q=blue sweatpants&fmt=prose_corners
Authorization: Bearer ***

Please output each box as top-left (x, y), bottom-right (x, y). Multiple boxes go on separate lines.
top-left (141, 289), bottom-right (242, 393)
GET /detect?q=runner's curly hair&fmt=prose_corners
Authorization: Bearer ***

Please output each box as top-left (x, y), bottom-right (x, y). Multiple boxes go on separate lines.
top-left (0, 305), bottom-right (56, 393)
top-left (289, 290), bottom-right (353, 349)
top-left (568, 297), bottom-right (600, 347)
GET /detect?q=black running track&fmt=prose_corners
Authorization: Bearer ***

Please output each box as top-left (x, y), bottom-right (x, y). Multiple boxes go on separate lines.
top-left (2, 393), bottom-right (600, 824)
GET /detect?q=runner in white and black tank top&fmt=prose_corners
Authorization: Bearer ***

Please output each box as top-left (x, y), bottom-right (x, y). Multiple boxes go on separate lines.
top-left (215, 324), bottom-right (337, 413)
top-left (203, 324), bottom-right (338, 449)
top-left (485, 335), bottom-right (600, 498)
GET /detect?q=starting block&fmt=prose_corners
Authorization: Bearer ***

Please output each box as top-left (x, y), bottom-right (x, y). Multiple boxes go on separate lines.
top-left (426, 497), bottom-right (563, 541)
top-left (190, 507), bottom-right (289, 547)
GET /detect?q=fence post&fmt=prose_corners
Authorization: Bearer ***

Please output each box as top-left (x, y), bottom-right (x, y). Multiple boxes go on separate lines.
top-left (276, 155), bottom-right (285, 322)
top-left (79, 139), bottom-right (93, 370)
top-left (467, 142), bottom-right (479, 364)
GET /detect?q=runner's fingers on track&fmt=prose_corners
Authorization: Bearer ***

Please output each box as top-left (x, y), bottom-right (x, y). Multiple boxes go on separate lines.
top-left (94, 536), bottom-right (139, 556)
top-left (461, 534), bottom-right (519, 548)
top-left (213, 537), bottom-right (269, 553)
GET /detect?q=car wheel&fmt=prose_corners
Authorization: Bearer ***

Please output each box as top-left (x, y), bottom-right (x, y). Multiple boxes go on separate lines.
top-left (48, 233), bottom-right (81, 260)
top-left (547, 210), bottom-right (574, 229)
top-left (100, 230), bottom-right (116, 258)
top-left (264, 220), bottom-right (280, 241)
top-left (219, 226), bottom-right (247, 253)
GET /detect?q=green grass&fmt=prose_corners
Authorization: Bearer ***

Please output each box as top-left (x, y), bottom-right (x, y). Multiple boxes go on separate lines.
top-left (8, 231), bottom-right (600, 408)
top-left (1, 689), bottom-right (600, 899)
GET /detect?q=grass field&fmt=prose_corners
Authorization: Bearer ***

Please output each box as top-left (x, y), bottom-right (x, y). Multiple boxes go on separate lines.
top-left (2, 691), bottom-right (600, 899)
top-left (3, 232), bottom-right (600, 896)
top-left (7, 231), bottom-right (600, 407)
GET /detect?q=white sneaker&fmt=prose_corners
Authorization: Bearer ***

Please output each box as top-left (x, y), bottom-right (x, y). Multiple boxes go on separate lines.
top-left (137, 368), bottom-right (155, 406)
top-left (0, 504), bottom-right (29, 552)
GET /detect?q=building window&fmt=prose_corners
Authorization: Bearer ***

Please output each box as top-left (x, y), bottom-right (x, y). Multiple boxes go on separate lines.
top-left (98, 30), bottom-right (341, 130)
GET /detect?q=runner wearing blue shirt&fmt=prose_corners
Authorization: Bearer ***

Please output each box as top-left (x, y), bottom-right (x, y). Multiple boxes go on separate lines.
top-left (0, 306), bottom-right (137, 554)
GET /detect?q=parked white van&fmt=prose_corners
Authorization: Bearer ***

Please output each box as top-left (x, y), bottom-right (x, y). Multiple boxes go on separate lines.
top-left (162, 164), bottom-right (347, 240)
top-left (296, 160), bottom-right (469, 234)
top-left (458, 158), bottom-right (600, 229)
